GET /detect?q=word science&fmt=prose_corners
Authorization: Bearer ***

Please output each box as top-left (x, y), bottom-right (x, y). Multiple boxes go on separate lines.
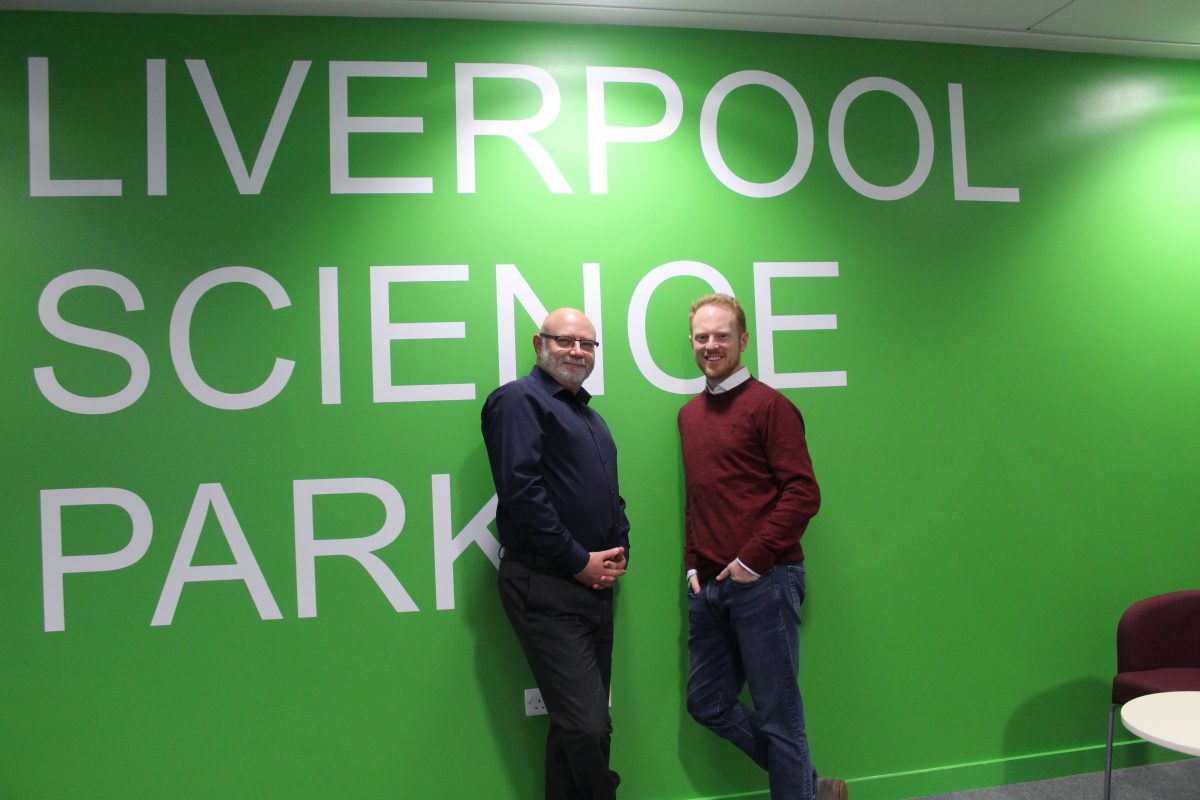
top-left (35, 259), bottom-right (848, 412)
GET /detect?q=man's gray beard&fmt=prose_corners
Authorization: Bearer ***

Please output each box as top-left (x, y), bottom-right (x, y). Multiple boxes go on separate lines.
top-left (538, 344), bottom-right (592, 388)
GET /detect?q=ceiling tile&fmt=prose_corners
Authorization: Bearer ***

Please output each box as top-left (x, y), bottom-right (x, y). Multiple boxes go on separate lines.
top-left (581, 0), bottom-right (1073, 31)
top-left (1033, 0), bottom-right (1200, 43)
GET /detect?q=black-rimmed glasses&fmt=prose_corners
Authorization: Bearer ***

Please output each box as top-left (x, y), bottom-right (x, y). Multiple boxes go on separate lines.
top-left (539, 331), bottom-right (600, 352)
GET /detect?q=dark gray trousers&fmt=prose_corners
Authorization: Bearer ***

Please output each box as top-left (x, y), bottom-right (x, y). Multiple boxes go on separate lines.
top-left (498, 558), bottom-right (618, 800)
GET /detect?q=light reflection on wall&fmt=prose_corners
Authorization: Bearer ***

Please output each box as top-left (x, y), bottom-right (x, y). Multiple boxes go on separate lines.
top-left (1079, 79), bottom-right (1164, 126)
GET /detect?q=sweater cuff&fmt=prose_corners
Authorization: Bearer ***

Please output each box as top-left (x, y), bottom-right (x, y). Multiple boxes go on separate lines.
top-left (737, 541), bottom-right (774, 576)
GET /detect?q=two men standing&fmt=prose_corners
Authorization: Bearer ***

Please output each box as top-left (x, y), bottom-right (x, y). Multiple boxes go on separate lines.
top-left (482, 300), bottom-right (844, 800)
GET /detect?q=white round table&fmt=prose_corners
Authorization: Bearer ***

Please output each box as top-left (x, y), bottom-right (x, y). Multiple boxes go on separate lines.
top-left (1121, 691), bottom-right (1200, 757)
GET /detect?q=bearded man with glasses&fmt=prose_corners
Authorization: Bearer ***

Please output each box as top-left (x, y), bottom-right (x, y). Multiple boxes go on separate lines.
top-left (482, 307), bottom-right (630, 800)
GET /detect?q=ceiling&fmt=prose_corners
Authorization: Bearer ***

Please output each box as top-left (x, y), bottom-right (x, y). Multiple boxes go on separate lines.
top-left (2, 0), bottom-right (1198, 59)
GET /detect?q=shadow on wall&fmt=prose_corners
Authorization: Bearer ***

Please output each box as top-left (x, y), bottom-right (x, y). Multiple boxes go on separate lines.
top-left (458, 441), bottom-right (548, 800)
top-left (466, 586), bottom-right (545, 799)
top-left (1001, 677), bottom-right (1157, 784)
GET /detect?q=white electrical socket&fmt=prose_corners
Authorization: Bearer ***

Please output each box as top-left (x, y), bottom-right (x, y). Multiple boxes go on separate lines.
top-left (524, 688), bottom-right (548, 716)
top-left (523, 686), bottom-right (611, 716)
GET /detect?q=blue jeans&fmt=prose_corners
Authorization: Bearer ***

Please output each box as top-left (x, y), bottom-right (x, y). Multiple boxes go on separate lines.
top-left (687, 563), bottom-right (816, 800)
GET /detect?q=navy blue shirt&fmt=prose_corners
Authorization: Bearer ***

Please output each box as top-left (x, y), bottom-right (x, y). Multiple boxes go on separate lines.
top-left (481, 366), bottom-right (630, 575)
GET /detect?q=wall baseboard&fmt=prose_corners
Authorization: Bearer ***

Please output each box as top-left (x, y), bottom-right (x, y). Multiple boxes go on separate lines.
top-left (691, 740), bottom-right (1188, 800)
top-left (842, 739), bottom-right (1188, 800)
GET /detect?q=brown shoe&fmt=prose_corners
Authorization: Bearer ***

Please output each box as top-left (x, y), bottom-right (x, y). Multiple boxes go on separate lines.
top-left (815, 776), bottom-right (848, 800)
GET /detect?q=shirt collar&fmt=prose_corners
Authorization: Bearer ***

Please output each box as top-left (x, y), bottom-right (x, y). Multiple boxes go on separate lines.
top-left (532, 365), bottom-right (591, 404)
top-left (706, 366), bottom-right (751, 394)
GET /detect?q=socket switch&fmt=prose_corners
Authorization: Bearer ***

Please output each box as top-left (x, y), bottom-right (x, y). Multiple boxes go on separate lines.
top-left (524, 688), bottom-right (548, 716)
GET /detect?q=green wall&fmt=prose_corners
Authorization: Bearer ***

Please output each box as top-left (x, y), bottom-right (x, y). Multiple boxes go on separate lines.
top-left (2, 10), bottom-right (1197, 800)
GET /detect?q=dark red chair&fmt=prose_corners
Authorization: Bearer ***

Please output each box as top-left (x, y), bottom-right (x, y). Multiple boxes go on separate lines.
top-left (1104, 589), bottom-right (1200, 800)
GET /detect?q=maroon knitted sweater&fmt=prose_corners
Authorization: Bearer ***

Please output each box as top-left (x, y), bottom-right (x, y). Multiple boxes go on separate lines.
top-left (678, 377), bottom-right (820, 583)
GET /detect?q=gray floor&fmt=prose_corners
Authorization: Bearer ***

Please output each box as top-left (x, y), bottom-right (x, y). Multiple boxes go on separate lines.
top-left (912, 759), bottom-right (1200, 800)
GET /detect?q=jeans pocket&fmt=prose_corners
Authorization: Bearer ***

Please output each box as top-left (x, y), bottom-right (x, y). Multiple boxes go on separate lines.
top-left (728, 574), bottom-right (761, 589)
top-left (786, 564), bottom-right (806, 607)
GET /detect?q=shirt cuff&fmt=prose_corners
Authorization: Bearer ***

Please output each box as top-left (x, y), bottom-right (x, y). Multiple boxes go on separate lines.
top-left (563, 543), bottom-right (591, 576)
top-left (735, 558), bottom-right (761, 578)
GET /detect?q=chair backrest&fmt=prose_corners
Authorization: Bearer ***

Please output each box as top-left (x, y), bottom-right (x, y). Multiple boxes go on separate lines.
top-left (1117, 590), bottom-right (1200, 673)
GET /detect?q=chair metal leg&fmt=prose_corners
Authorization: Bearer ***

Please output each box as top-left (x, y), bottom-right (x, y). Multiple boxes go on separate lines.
top-left (1104, 703), bottom-right (1117, 800)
